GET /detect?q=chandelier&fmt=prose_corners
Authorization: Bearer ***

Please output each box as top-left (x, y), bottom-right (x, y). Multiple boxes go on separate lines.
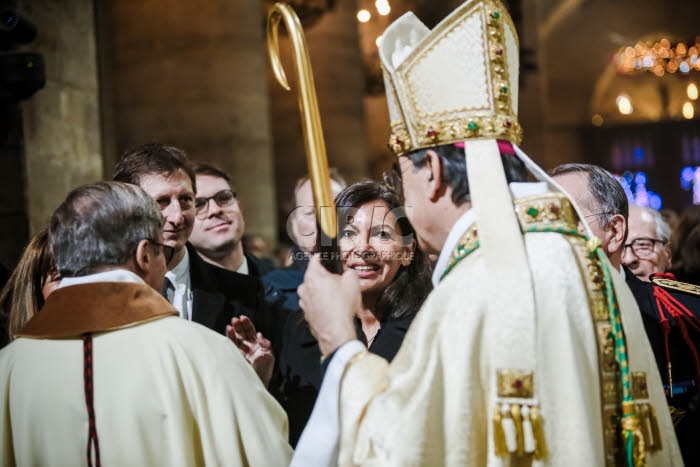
top-left (615, 37), bottom-right (700, 77)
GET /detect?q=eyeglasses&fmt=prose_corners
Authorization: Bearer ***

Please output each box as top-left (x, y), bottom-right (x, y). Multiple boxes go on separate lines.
top-left (151, 241), bottom-right (175, 263)
top-left (194, 189), bottom-right (236, 219)
top-left (623, 237), bottom-right (666, 258)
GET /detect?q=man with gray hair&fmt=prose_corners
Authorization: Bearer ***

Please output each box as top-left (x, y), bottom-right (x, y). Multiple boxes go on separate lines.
top-left (0, 182), bottom-right (292, 466)
top-left (623, 205), bottom-right (672, 281)
top-left (551, 163), bottom-right (628, 272)
top-left (552, 163), bottom-right (700, 465)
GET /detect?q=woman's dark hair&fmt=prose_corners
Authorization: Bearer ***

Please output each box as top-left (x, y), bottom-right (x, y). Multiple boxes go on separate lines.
top-left (671, 205), bottom-right (700, 284)
top-left (335, 180), bottom-right (432, 319)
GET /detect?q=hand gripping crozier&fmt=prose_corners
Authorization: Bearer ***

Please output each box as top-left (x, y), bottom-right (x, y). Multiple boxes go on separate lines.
top-left (291, 1), bottom-right (683, 466)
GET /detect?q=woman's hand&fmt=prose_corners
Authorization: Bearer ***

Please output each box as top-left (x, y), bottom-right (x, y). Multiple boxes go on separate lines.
top-left (226, 315), bottom-right (275, 387)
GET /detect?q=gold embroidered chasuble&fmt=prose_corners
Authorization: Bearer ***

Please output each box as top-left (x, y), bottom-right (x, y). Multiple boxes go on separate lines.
top-left (331, 192), bottom-right (682, 466)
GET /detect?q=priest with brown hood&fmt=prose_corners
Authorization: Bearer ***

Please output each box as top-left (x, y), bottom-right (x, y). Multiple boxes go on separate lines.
top-left (0, 182), bottom-right (291, 466)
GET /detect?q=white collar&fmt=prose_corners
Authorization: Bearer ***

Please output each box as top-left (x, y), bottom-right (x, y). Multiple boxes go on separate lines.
top-left (237, 256), bottom-right (249, 275)
top-left (432, 182), bottom-right (548, 287)
top-left (615, 263), bottom-right (625, 281)
top-left (59, 269), bottom-right (146, 288)
top-left (166, 247), bottom-right (190, 286)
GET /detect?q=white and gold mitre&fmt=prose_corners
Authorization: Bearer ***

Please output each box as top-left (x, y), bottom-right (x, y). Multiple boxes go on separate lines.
top-left (381, 1), bottom-right (546, 461)
top-left (380, 0), bottom-right (522, 155)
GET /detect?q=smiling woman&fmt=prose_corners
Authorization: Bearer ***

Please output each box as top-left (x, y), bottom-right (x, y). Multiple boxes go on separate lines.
top-left (335, 180), bottom-right (431, 322)
top-left (228, 179), bottom-right (433, 446)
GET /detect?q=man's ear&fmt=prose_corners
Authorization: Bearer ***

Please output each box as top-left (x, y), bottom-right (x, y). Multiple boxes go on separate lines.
top-left (424, 150), bottom-right (445, 202)
top-left (605, 214), bottom-right (626, 255)
top-left (133, 239), bottom-right (153, 276)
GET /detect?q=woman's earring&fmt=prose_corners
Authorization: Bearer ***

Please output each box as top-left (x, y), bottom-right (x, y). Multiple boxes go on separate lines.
top-left (402, 258), bottom-right (411, 266)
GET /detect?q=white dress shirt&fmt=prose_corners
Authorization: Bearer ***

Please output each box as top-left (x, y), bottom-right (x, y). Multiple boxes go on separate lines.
top-left (164, 248), bottom-right (193, 320)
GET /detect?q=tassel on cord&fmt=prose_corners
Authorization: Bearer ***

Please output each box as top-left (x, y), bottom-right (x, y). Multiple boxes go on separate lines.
top-left (637, 404), bottom-right (652, 451)
top-left (636, 403), bottom-right (662, 453)
top-left (501, 404), bottom-right (517, 453)
top-left (493, 404), bottom-right (508, 457)
top-left (622, 403), bottom-right (646, 467)
top-left (530, 406), bottom-right (547, 460)
top-left (648, 405), bottom-right (663, 452)
top-left (521, 405), bottom-right (536, 454)
top-left (493, 403), bottom-right (546, 460)
top-left (511, 404), bottom-right (524, 455)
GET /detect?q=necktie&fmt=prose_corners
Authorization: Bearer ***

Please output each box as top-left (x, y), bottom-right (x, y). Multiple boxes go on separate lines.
top-left (161, 276), bottom-right (175, 303)
top-left (162, 277), bottom-right (189, 320)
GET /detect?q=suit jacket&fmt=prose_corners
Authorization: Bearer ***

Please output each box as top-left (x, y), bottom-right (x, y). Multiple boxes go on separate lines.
top-left (187, 243), bottom-right (265, 335)
top-left (245, 252), bottom-right (275, 279)
top-left (276, 310), bottom-right (415, 447)
top-left (624, 266), bottom-right (700, 466)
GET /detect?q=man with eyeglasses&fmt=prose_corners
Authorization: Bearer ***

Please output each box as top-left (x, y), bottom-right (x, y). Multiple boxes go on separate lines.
top-left (552, 162), bottom-right (700, 465)
top-left (189, 163), bottom-right (274, 278)
top-left (623, 205), bottom-right (672, 282)
top-left (0, 182), bottom-right (292, 466)
top-left (113, 143), bottom-right (265, 336)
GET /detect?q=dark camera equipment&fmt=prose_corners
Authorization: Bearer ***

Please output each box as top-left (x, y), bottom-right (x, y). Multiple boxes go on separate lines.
top-left (0, 8), bottom-right (44, 101)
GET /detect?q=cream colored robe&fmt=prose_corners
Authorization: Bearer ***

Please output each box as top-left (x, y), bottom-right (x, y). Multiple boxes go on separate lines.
top-left (0, 272), bottom-right (292, 466)
top-left (293, 214), bottom-right (682, 466)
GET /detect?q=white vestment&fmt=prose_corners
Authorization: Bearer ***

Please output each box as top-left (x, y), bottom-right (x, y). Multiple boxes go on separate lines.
top-left (292, 189), bottom-right (682, 467)
top-left (0, 270), bottom-right (292, 466)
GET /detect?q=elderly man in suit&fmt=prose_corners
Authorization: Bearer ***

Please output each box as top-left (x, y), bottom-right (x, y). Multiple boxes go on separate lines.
top-left (553, 162), bottom-right (700, 465)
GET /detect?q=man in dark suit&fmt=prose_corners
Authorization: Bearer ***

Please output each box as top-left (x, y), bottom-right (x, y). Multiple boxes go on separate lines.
top-left (113, 143), bottom-right (264, 335)
top-left (553, 162), bottom-right (700, 465)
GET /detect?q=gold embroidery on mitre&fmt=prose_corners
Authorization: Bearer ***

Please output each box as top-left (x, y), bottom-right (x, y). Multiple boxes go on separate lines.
top-left (497, 369), bottom-right (534, 398)
top-left (383, 0), bottom-right (523, 155)
top-left (388, 125), bottom-right (412, 155)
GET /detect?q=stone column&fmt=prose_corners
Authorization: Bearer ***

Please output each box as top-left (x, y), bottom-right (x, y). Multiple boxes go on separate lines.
top-left (107, 0), bottom-right (277, 244)
top-left (10, 0), bottom-right (101, 261)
